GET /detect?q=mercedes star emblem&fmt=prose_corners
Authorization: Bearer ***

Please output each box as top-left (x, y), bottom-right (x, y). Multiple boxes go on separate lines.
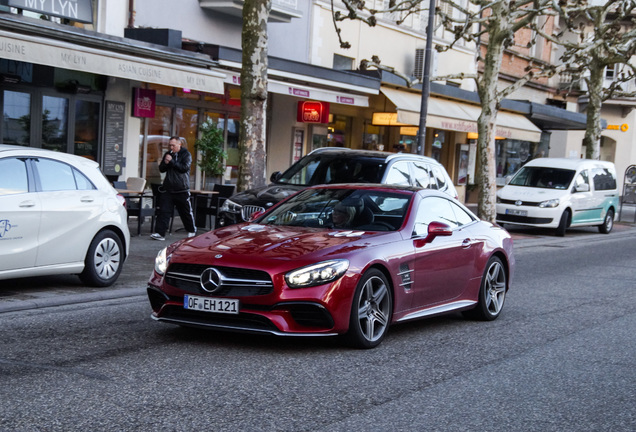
top-left (200, 267), bottom-right (224, 293)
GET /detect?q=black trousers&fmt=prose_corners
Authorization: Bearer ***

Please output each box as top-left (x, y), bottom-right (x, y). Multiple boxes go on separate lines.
top-left (154, 190), bottom-right (195, 236)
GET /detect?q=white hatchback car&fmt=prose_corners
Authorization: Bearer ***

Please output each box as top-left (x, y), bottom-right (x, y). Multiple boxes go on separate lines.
top-left (0, 145), bottom-right (130, 286)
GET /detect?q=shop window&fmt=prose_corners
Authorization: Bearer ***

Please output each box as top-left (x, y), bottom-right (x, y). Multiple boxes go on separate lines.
top-left (496, 139), bottom-right (534, 184)
top-left (42, 96), bottom-right (69, 153)
top-left (74, 100), bottom-right (99, 160)
top-left (328, 115), bottom-right (350, 147)
top-left (2, 90), bottom-right (30, 146)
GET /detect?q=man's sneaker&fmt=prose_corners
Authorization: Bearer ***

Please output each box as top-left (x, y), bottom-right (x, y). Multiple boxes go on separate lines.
top-left (150, 233), bottom-right (165, 241)
top-left (187, 232), bottom-right (196, 238)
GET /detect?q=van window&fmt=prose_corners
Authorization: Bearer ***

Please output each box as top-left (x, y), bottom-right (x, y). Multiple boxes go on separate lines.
top-left (591, 168), bottom-right (617, 191)
top-left (574, 170), bottom-right (590, 190)
top-left (509, 167), bottom-right (575, 189)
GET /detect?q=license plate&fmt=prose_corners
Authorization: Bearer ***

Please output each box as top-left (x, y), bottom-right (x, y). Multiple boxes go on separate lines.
top-left (184, 295), bottom-right (239, 315)
top-left (506, 208), bottom-right (528, 217)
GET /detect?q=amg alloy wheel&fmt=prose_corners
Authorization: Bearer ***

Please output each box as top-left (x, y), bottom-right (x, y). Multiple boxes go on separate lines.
top-left (346, 269), bottom-right (392, 349)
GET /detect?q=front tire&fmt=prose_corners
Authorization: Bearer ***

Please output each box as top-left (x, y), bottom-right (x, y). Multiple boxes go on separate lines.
top-left (79, 230), bottom-right (124, 287)
top-left (598, 209), bottom-right (614, 234)
top-left (464, 256), bottom-right (506, 321)
top-left (346, 269), bottom-right (392, 349)
top-left (555, 209), bottom-right (570, 237)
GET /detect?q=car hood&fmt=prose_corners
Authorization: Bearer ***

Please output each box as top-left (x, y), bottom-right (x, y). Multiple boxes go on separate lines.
top-left (228, 183), bottom-right (304, 209)
top-left (498, 185), bottom-right (567, 202)
top-left (168, 224), bottom-right (390, 264)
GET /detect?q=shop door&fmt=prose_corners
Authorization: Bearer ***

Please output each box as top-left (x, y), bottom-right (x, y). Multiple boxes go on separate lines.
top-left (144, 106), bottom-right (173, 186)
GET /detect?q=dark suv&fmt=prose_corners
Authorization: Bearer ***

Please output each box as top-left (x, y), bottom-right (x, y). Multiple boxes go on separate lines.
top-left (218, 148), bottom-right (458, 226)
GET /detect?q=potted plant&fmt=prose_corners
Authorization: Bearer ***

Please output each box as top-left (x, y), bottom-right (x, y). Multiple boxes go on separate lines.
top-left (194, 119), bottom-right (227, 189)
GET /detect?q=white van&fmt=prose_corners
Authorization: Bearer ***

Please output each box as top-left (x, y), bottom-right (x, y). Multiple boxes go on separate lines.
top-left (496, 158), bottom-right (619, 236)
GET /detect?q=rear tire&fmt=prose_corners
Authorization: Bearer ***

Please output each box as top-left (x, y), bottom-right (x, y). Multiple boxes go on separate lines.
top-left (555, 210), bottom-right (570, 237)
top-left (79, 230), bottom-right (124, 287)
top-left (598, 209), bottom-right (614, 234)
top-left (464, 256), bottom-right (507, 321)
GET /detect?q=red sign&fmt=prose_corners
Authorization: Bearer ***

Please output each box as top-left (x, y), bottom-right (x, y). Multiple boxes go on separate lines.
top-left (297, 101), bottom-right (330, 124)
top-left (132, 88), bottom-right (156, 118)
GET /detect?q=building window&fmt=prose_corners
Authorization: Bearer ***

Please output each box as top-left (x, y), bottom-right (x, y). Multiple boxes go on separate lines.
top-left (333, 54), bottom-right (354, 71)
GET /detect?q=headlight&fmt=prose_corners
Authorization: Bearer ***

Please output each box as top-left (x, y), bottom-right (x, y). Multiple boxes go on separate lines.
top-left (539, 199), bottom-right (560, 208)
top-left (285, 259), bottom-right (349, 288)
top-left (154, 247), bottom-right (168, 275)
top-left (220, 199), bottom-right (241, 213)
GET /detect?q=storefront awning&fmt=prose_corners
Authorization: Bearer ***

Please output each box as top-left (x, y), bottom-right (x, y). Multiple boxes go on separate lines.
top-left (223, 71), bottom-right (371, 107)
top-left (380, 87), bottom-right (542, 142)
top-left (0, 30), bottom-right (225, 94)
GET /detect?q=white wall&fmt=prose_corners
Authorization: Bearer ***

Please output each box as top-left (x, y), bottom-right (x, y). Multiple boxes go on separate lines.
top-left (97, 0), bottom-right (128, 36)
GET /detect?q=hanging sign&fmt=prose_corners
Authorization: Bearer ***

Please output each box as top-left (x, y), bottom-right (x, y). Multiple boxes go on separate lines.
top-left (297, 101), bottom-right (330, 124)
top-left (8, 0), bottom-right (93, 23)
top-left (132, 88), bottom-right (156, 118)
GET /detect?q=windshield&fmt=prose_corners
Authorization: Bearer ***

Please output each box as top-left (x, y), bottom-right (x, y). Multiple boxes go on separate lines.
top-left (277, 153), bottom-right (386, 186)
top-left (509, 166), bottom-right (576, 189)
top-left (258, 188), bottom-right (411, 231)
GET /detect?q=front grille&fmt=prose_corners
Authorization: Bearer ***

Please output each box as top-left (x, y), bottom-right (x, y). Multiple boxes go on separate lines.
top-left (497, 214), bottom-right (553, 224)
top-left (242, 205), bottom-right (265, 221)
top-left (165, 263), bottom-right (274, 296)
top-left (498, 199), bottom-right (542, 206)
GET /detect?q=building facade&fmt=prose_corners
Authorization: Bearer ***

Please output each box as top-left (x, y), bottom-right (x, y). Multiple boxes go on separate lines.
top-left (2, 0), bottom-right (632, 200)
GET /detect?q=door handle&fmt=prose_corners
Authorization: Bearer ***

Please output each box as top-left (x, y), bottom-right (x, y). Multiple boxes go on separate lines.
top-left (19, 200), bottom-right (36, 208)
top-left (461, 238), bottom-right (473, 248)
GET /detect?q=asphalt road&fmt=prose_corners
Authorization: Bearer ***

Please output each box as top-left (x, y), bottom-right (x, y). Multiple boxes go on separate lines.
top-left (0, 224), bottom-right (635, 431)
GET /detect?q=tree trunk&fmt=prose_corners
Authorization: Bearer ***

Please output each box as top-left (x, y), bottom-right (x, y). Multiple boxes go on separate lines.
top-left (238, 0), bottom-right (271, 192)
top-left (583, 61), bottom-right (603, 160)
top-left (475, 3), bottom-right (509, 223)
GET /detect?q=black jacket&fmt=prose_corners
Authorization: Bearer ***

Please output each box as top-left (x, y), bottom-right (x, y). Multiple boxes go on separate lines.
top-left (159, 147), bottom-right (192, 193)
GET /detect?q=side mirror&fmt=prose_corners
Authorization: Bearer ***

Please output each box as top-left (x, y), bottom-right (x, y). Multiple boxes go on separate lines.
top-left (575, 183), bottom-right (590, 193)
top-left (270, 171), bottom-right (282, 183)
top-left (414, 221), bottom-right (453, 247)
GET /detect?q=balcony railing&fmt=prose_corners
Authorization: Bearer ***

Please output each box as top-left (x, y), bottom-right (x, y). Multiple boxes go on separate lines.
top-left (198, 0), bottom-right (302, 23)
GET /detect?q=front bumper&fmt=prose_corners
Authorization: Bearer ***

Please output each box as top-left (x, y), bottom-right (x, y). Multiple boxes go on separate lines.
top-left (496, 203), bottom-right (559, 228)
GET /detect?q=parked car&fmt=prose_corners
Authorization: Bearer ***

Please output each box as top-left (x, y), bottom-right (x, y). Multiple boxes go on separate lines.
top-left (496, 158), bottom-right (619, 236)
top-left (218, 148), bottom-right (458, 226)
top-left (0, 145), bottom-right (130, 286)
top-left (147, 184), bottom-right (514, 349)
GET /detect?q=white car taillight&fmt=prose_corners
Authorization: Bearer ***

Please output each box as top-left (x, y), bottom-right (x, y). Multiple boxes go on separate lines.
top-left (116, 194), bottom-right (127, 208)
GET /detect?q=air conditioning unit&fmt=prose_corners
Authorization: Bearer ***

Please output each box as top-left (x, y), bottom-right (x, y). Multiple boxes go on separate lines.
top-left (414, 48), bottom-right (425, 81)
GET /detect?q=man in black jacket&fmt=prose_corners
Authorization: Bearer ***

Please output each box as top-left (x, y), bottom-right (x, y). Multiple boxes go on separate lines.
top-left (151, 137), bottom-right (196, 240)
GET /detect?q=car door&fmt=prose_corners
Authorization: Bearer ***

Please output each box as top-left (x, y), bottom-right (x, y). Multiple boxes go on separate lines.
top-left (32, 157), bottom-right (102, 267)
top-left (0, 157), bottom-right (42, 271)
top-left (410, 196), bottom-right (480, 307)
top-left (570, 170), bottom-right (596, 224)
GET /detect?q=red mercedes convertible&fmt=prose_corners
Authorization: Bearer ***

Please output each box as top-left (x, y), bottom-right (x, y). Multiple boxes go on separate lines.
top-left (147, 184), bottom-right (514, 348)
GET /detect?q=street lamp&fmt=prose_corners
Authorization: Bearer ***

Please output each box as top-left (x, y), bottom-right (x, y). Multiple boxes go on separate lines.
top-left (416, 0), bottom-right (436, 156)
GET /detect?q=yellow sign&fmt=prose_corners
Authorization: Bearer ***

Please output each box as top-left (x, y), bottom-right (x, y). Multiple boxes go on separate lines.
top-left (607, 123), bottom-right (629, 132)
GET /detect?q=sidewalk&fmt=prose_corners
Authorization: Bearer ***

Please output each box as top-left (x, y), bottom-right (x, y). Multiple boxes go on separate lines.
top-left (1, 210), bottom-right (634, 313)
